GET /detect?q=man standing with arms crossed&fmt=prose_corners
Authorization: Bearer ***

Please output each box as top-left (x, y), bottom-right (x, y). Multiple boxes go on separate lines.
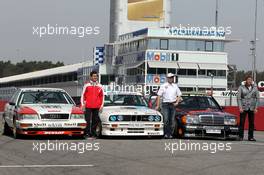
top-left (156, 73), bottom-right (182, 139)
top-left (237, 75), bottom-right (259, 141)
top-left (81, 71), bottom-right (104, 138)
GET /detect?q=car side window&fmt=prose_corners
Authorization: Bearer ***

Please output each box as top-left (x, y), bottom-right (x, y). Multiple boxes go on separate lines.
top-left (10, 90), bottom-right (20, 105)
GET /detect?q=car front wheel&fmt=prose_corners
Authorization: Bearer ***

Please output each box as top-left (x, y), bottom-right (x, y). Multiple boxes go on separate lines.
top-left (174, 120), bottom-right (183, 139)
top-left (13, 118), bottom-right (22, 139)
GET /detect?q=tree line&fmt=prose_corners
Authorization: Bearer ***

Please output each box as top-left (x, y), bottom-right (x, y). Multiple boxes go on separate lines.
top-left (0, 60), bottom-right (64, 78)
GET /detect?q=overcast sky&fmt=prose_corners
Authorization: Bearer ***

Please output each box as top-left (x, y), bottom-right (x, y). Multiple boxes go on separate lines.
top-left (0, 0), bottom-right (263, 71)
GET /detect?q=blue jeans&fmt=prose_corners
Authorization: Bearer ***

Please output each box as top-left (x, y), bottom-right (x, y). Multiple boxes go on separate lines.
top-left (161, 103), bottom-right (176, 137)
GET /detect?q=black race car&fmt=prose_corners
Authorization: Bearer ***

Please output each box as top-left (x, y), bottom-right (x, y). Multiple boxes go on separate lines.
top-left (148, 93), bottom-right (239, 140)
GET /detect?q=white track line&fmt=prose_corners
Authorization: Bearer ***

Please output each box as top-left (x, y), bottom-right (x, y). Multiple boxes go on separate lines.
top-left (232, 142), bottom-right (264, 146)
top-left (0, 164), bottom-right (94, 168)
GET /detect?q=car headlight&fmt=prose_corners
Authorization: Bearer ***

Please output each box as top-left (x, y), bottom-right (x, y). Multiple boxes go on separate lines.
top-left (154, 115), bottom-right (161, 122)
top-left (148, 115), bottom-right (155, 121)
top-left (186, 115), bottom-right (199, 124)
top-left (117, 115), bottom-right (124, 121)
top-left (109, 115), bottom-right (117, 121)
top-left (71, 114), bottom-right (85, 119)
top-left (22, 114), bottom-right (39, 120)
top-left (224, 116), bottom-right (237, 125)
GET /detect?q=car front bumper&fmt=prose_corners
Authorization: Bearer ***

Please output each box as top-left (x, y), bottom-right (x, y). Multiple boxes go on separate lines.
top-left (183, 125), bottom-right (239, 139)
top-left (101, 122), bottom-right (164, 136)
top-left (16, 120), bottom-right (87, 136)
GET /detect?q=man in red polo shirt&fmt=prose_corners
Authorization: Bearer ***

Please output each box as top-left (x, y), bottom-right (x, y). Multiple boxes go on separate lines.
top-left (81, 71), bottom-right (104, 138)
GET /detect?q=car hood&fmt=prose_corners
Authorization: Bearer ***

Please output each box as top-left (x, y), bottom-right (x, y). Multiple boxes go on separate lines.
top-left (102, 106), bottom-right (160, 115)
top-left (187, 110), bottom-right (236, 117)
top-left (19, 104), bottom-right (74, 114)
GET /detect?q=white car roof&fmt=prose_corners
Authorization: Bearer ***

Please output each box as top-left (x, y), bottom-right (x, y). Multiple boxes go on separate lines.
top-left (104, 91), bottom-right (143, 96)
top-left (19, 87), bottom-right (66, 92)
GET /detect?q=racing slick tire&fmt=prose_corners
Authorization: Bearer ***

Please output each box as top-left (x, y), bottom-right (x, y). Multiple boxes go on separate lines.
top-left (174, 120), bottom-right (183, 139)
top-left (13, 118), bottom-right (23, 139)
top-left (1, 114), bottom-right (11, 136)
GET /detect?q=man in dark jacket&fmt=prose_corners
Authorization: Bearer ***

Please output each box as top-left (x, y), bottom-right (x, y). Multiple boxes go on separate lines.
top-left (237, 75), bottom-right (260, 141)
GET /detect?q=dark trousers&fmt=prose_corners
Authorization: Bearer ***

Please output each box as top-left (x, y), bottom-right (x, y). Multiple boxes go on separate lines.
top-left (85, 108), bottom-right (100, 136)
top-left (161, 103), bottom-right (176, 137)
top-left (239, 110), bottom-right (255, 139)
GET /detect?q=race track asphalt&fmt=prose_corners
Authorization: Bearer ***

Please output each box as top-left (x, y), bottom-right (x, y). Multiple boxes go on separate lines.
top-left (0, 114), bottom-right (264, 175)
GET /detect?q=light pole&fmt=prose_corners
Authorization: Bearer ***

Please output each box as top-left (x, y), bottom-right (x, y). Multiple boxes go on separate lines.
top-left (251, 0), bottom-right (258, 82)
top-left (215, 0), bottom-right (219, 28)
top-left (209, 73), bottom-right (214, 96)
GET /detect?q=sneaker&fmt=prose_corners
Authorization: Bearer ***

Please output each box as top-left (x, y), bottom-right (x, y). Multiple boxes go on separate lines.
top-left (84, 134), bottom-right (91, 138)
top-left (164, 135), bottom-right (169, 139)
top-left (169, 135), bottom-right (174, 139)
top-left (248, 138), bottom-right (256, 142)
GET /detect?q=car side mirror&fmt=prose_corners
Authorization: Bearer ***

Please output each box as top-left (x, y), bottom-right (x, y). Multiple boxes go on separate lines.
top-left (9, 102), bottom-right (15, 106)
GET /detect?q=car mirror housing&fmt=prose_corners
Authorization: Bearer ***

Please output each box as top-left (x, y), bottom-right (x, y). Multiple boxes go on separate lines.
top-left (9, 102), bottom-right (15, 106)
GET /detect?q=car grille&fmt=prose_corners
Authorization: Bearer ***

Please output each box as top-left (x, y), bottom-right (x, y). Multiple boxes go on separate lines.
top-left (41, 114), bottom-right (69, 120)
top-left (127, 128), bottom-right (145, 133)
top-left (199, 115), bottom-right (224, 125)
top-left (122, 115), bottom-right (153, 122)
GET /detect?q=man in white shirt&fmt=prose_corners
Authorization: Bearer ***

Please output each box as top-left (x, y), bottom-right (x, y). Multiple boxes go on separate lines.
top-left (156, 73), bottom-right (182, 139)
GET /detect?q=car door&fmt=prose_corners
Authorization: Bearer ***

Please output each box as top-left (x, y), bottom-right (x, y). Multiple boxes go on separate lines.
top-left (5, 90), bottom-right (20, 126)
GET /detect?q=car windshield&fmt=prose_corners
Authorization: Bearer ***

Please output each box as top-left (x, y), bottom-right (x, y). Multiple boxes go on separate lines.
top-left (19, 91), bottom-right (74, 104)
top-left (104, 94), bottom-right (148, 107)
top-left (178, 96), bottom-right (221, 110)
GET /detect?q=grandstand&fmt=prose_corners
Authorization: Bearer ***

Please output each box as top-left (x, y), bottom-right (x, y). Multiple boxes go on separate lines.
top-left (0, 62), bottom-right (90, 98)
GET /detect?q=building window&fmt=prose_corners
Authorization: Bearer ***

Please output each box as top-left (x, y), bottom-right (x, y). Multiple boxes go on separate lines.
top-left (160, 39), bottom-right (168, 50)
top-left (216, 70), bottom-right (226, 77)
top-left (214, 41), bottom-right (224, 52)
top-left (198, 69), bottom-right (206, 76)
top-left (198, 88), bottom-right (206, 92)
top-left (176, 40), bottom-right (187, 50)
top-left (168, 68), bottom-right (177, 74)
top-left (196, 41), bottom-right (205, 51)
top-left (157, 68), bottom-right (167, 74)
top-left (169, 39), bottom-right (177, 50)
top-left (147, 68), bottom-right (157, 74)
top-left (177, 69), bottom-right (187, 75)
top-left (180, 87), bottom-right (195, 92)
top-left (207, 70), bottom-right (216, 76)
top-left (187, 40), bottom-right (196, 51)
top-left (205, 41), bottom-right (213, 52)
top-left (178, 69), bottom-right (197, 76)
top-left (187, 69), bottom-right (197, 76)
top-left (148, 39), bottom-right (160, 49)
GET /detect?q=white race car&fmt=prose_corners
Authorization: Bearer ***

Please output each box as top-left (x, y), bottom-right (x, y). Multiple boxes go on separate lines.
top-left (96, 92), bottom-right (164, 137)
top-left (1, 88), bottom-right (86, 139)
